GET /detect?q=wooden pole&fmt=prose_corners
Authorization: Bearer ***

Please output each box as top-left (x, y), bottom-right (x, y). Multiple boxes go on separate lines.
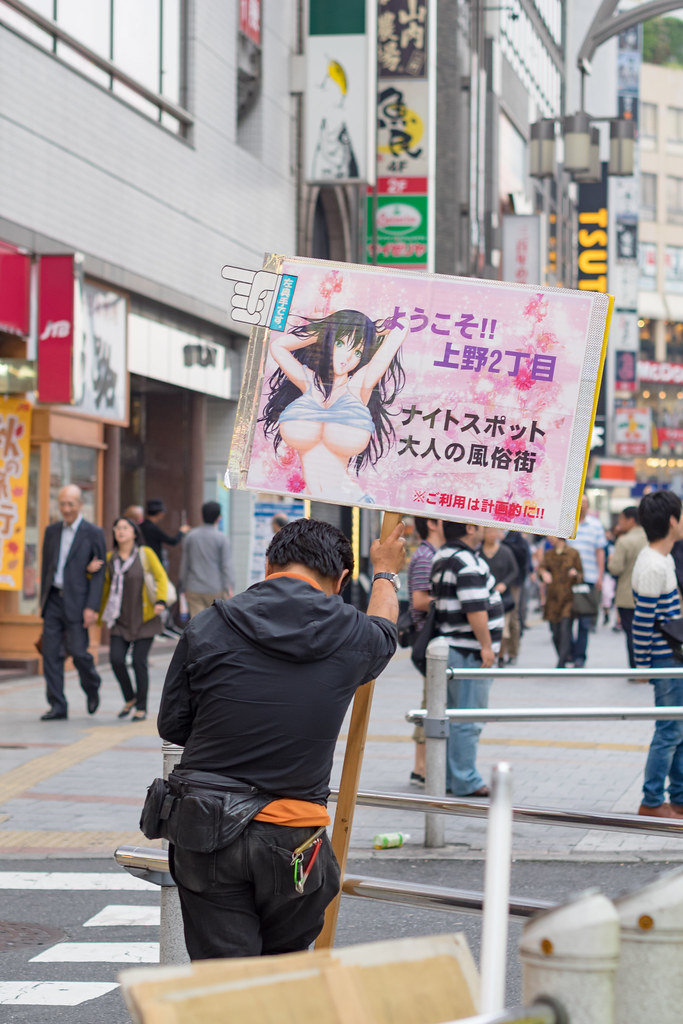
top-left (315, 509), bottom-right (403, 949)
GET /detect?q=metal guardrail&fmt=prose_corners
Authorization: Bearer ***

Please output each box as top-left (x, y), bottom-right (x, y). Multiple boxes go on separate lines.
top-left (407, 707), bottom-right (683, 722)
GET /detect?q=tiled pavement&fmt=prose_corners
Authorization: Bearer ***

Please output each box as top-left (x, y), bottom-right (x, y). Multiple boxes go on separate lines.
top-left (2, 616), bottom-right (683, 861)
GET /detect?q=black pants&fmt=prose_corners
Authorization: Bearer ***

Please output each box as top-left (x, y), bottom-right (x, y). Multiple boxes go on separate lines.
top-left (42, 589), bottom-right (100, 716)
top-left (550, 617), bottom-right (572, 667)
top-left (169, 821), bottom-right (341, 959)
top-left (617, 606), bottom-right (636, 668)
top-left (109, 635), bottom-right (154, 712)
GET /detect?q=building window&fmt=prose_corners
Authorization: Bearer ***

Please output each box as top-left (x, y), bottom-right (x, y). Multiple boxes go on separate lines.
top-left (665, 246), bottom-right (683, 294)
top-left (666, 322), bottom-right (683, 363)
top-left (641, 173), bottom-right (657, 221)
top-left (1, 0), bottom-right (187, 133)
top-left (639, 241), bottom-right (657, 291)
top-left (667, 176), bottom-right (683, 225)
top-left (667, 106), bottom-right (683, 144)
top-left (640, 102), bottom-right (657, 142)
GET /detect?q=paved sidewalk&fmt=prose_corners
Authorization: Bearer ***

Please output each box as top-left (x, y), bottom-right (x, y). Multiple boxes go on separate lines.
top-left (1, 616), bottom-right (683, 861)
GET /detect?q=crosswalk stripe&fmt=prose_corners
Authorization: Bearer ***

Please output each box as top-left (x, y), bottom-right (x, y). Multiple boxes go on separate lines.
top-left (30, 942), bottom-right (159, 964)
top-left (0, 871), bottom-right (155, 890)
top-left (84, 904), bottom-right (160, 927)
top-left (0, 982), bottom-right (119, 1006)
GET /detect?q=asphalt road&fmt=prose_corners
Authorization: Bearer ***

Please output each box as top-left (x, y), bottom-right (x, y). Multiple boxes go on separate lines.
top-left (0, 855), bottom-right (678, 1022)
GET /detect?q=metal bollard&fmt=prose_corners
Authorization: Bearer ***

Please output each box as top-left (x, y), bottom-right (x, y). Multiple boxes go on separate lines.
top-left (160, 741), bottom-right (189, 965)
top-left (519, 889), bottom-right (620, 1024)
top-left (614, 866), bottom-right (683, 1024)
top-left (480, 764), bottom-right (513, 1014)
top-left (424, 637), bottom-right (450, 847)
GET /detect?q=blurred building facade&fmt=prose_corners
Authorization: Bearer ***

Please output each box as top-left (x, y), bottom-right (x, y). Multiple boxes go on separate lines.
top-left (0, 0), bottom-right (296, 656)
top-left (636, 61), bottom-right (683, 489)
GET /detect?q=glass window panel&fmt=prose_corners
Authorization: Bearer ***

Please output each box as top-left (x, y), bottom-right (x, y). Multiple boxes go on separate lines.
top-left (49, 443), bottom-right (97, 524)
top-left (665, 246), bottom-right (683, 294)
top-left (641, 173), bottom-right (657, 221)
top-left (161, 0), bottom-right (180, 101)
top-left (667, 107), bottom-right (683, 143)
top-left (641, 103), bottom-right (657, 140)
top-left (112, 0), bottom-right (160, 93)
top-left (667, 176), bottom-right (683, 224)
top-left (0, 0), bottom-right (54, 48)
top-left (55, 0), bottom-right (110, 56)
top-left (112, 79), bottom-right (161, 120)
top-left (639, 241), bottom-right (657, 291)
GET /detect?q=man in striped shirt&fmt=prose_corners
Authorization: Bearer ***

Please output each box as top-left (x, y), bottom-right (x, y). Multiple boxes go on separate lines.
top-left (431, 521), bottom-right (504, 798)
top-left (632, 490), bottom-right (683, 819)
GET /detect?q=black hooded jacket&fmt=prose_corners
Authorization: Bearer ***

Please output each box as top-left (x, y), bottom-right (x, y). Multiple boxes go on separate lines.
top-left (157, 576), bottom-right (397, 805)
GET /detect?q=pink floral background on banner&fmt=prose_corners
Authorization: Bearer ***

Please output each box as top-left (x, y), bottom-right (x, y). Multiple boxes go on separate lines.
top-left (244, 261), bottom-right (598, 532)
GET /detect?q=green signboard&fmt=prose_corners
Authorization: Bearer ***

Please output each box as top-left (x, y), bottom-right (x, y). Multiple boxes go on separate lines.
top-left (366, 194), bottom-right (428, 266)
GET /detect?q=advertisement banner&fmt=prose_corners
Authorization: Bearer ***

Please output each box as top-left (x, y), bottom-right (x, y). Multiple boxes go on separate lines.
top-left (0, 397), bottom-right (32, 591)
top-left (0, 244), bottom-right (30, 336)
top-left (36, 255), bottom-right (75, 405)
top-left (239, 0), bottom-right (261, 46)
top-left (614, 406), bottom-right (652, 456)
top-left (376, 78), bottom-right (428, 180)
top-left (378, 0), bottom-right (427, 78)
top-left (224, 256), bottom-right (613, 538)
top-left (502, 215), bottom-right (542, 286)
top-left (69, 282), bottom-right (128, 424)
top-left (305, 31), bottom-right (368, 181)
top-left (249, 498), bottom-right (306, 585)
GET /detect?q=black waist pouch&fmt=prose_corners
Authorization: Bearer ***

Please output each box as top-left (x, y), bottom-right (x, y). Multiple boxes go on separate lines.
top-left (140, 769), bottom-right (275, 854)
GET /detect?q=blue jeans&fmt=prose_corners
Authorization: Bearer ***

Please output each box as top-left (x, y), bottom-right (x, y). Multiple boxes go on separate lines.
top-left (446, 648), bottom-right (492, 796)
top-left (642, 660), bottom-right (683, 807)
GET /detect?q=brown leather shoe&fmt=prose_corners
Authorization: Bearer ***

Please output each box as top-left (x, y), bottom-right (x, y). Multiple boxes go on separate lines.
top-left (638, 803), bottom-right (683, 819)
top-left (670, 802), bottom-right (683, 815)
top-left (462, 786), bottom-right (491, 798)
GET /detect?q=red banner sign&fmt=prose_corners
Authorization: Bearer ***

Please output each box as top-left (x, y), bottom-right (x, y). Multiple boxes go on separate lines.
top-left (0, 243), bottom-right (30, 336)
top-left (36, 255), bottom-right (75, 404)
top-left (239, 0), bottom-right (261, 46)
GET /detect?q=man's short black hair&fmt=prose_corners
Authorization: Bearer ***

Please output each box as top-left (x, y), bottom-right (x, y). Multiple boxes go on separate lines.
top-left (413, 516), bottom-right (430, 540)
top-left (621, 505), bottom-right (639, 524)
top-left (442, 521), bottom-right (468, 545)
top-left (202, 501), bottom-right (221, 525)
top-left (639, 490), bottom-right (682, 542)
top-left (266, 518), bottom-right (354, 588)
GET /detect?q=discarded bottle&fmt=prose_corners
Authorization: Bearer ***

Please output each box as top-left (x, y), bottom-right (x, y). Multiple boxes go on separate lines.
top-left (373, 832), bottom-right (410, 849)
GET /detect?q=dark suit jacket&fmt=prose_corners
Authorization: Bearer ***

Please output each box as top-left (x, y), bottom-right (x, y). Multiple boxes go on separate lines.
top-left (40, 519), bottom-right (107, 622)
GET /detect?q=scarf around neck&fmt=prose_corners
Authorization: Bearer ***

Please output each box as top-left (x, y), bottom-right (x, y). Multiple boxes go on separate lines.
top-left (102, 547), bottom-right (138, 628)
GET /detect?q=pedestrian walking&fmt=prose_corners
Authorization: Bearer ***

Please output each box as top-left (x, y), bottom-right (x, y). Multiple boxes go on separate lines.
top-left (568, 494), bottom-right (606, 667)
top-left (430, 520), bottom-right (504, 798)
top-left (140, 498), bottom-right (188, 635)
top-left (632, 490), bottom-right (683, 820)
top-left (608, 505), bottom-right (647, 669)
top-left (39, 484), bottom-right (106, 721)
top-left (480, 528), bottom-right (518, 667)
top-left (539, 537), bottom-right (583, 668)
top-left (99, 516), bottom-right (168, 721)
top-left (122, 504), bottom-right (144, 524)
top-left (179, 501), bottom-right (235, 618)
top-left (407, 516), bottom-right (444, 787)
top-left (156, 517), bottom-right (404, 959)
top-left (501, 529), bottom-right (532, 649)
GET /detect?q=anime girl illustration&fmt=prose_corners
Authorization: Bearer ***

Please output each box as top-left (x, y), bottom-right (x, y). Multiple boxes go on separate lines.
top-left (261, 309), bottom-right (407, 504)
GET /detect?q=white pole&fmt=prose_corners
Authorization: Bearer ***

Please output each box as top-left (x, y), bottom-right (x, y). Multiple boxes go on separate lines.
top-left (480, 762), bottom-right (513, 1014)
top-left (424, 637), bottom-right (449, 847)
top-left (160, 741), bottom-right (189, 965)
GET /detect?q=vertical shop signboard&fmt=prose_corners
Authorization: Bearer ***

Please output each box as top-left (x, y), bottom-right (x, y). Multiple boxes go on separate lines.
top-left (578, 168), bottom-right (609, 456)
top-left (0, 397), bottom-right (32, 591)
top-left (369, 0), bottom-right (429, 269)
top-left (37, 255), bottom-right (76, 404)
top-left (305, 0), bottom-right (368, 182)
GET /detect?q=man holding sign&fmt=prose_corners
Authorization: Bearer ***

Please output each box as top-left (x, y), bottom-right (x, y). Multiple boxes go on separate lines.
top-left (157, 517), bottom-right (404, 959)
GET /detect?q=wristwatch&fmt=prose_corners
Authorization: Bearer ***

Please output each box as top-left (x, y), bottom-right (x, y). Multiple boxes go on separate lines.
top-left (372, 572), bottom-right (400, 592)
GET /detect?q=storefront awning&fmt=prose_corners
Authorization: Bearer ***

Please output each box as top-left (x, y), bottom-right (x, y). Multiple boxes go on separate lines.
top-left (665, 294), bottom-right (683, 324)
top-left (637, 291), bottom-right (667, 320)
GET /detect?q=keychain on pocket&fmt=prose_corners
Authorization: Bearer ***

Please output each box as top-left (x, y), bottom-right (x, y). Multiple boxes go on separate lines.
top-left (291, 826), bottom-right (326, 894)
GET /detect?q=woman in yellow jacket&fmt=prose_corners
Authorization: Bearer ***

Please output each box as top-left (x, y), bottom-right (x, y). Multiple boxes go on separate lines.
top-left (98, 516), bottom-right (167, 720)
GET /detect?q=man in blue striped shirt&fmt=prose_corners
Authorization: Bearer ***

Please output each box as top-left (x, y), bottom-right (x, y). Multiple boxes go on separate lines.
top-left (431, 521), bottom-right (504, 798)
top-left (632, 490), bottom-right (683, 819)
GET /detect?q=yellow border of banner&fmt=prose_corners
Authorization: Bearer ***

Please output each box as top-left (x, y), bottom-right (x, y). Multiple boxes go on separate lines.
top-left (573, 292), bottom-right (615, 537)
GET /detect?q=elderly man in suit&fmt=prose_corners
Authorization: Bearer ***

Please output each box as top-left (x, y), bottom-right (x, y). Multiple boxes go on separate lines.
top-left (40, 484), bottom-right (106, 720)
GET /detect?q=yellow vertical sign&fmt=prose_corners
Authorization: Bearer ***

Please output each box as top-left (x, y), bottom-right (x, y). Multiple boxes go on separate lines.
top-left (0, 397), bottom-right (32, 590)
